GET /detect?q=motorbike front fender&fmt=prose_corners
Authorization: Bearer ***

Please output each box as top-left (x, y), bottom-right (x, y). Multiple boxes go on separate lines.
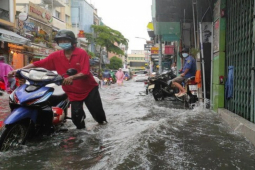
top-left (4, 107), bottom-right (38, 125)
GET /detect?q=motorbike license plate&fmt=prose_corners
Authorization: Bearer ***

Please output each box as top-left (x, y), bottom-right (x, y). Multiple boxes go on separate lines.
top-left (148, 84), bottom-right (155, 89)
top-left (189, 85), bottom-right (198, 91)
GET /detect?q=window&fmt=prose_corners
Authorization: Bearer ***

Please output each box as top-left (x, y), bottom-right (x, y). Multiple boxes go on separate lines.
top-left (55, 11), bottom-right (60, 19)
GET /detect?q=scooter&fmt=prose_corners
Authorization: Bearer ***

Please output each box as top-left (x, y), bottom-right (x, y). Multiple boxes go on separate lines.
top-left (169, 76), bottom-right (198, 108)
top-left (148, 70), bottom-right (177, 101)
top-left (103, 77), bottom-right (111, 85)
top-left (0, 68), bottom-right (77, 151)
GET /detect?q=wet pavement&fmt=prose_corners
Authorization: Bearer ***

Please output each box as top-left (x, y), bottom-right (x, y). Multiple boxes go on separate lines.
top-left (0, 81), bottom-right (255, 170)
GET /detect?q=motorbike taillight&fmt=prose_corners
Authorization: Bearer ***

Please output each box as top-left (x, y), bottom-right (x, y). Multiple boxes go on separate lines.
top-left (52, 107), bottom-right (64, 125)
top-left (187, 79), bottom-right (196, 85)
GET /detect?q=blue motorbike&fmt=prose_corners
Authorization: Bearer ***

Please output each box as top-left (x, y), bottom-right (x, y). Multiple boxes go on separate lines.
top-left (0, 68), bottom-right (77, 151)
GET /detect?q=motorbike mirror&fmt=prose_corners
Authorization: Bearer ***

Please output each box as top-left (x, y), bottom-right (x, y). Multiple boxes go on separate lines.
top-left (66, 68), bottom-right (77, 76)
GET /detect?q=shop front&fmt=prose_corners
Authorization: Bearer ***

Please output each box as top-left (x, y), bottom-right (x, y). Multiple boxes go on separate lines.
top-left (0, 28), bottom-right (30, 68)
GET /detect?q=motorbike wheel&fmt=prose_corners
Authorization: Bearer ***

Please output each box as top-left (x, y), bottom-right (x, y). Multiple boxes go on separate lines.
top-left (189, 95), bottom-right (198, 109)
top-left (152, 88), bottom-right (164, 101)
top-left (0, 124), bottom-right (27, 152)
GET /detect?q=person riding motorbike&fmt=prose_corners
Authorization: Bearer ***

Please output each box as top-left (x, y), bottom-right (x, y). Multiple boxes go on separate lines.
top-left (8, 29), bottom-right (107, 129)
top-left (110, 70), bottom-right (116, 83)
top-left (172, 48), bottom-right (196, 97)
top-left (102, 69), bottom-right (111, 85)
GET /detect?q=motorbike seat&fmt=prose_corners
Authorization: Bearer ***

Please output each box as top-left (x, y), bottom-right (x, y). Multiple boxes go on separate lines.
top-left (48, 85), bottom-right (67, 106)
top-left (51, 85), bottom-right (66, 97)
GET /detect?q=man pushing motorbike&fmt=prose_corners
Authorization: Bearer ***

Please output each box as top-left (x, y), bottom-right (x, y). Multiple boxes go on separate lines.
top-left (171, 48), bottom-right (196, 97)
top-left (8, 29), bottom-right (107, 129)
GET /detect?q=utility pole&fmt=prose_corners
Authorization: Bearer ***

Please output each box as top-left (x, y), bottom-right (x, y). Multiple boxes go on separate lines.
top-left (158, 35), bottom-right (162, 74)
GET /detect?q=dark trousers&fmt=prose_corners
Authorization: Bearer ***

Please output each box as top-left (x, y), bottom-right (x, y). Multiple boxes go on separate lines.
top-left (71, 86), bottom-right (107, 129)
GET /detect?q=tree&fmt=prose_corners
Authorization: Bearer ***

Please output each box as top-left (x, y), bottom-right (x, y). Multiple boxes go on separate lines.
top-left (87, 51), bottom-right (95, 58)
top-left (91, 25), bottom-right (129, 75)
top-left (109, 56), bottom-right (122, 70)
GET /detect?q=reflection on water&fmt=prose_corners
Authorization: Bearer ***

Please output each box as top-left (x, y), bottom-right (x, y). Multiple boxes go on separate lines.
top-left (0, 82), bottom-right (255, 170)
top-left (0, 92), bottom-right (10, 121)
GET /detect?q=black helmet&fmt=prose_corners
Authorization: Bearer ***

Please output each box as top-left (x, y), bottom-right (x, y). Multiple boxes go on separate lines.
top-left (54, 29), bottom-right (77, 44)
top-left (181, 47), bottom-right (189, 53)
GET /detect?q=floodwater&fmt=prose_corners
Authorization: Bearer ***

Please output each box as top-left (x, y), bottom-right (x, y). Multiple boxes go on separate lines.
top-left (0, 81), bottom-right (255, 170)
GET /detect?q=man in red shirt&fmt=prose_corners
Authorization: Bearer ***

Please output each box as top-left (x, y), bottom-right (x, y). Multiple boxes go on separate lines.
top-left (8, 30), bottom-right (107, 129)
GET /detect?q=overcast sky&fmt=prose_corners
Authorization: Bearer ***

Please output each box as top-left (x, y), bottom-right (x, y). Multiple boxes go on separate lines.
top-left (90, 0), bottom-right (152, 54)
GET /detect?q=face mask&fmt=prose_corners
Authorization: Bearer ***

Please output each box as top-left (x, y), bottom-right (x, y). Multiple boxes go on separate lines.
top-left (59, 43), bottom-right (72, 50)
top-left (182, 53), bottom-right (189, 58)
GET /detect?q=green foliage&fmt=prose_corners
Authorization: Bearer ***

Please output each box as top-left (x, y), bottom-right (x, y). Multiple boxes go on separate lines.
top-left (91, 25), bottom-right (129, 55)
top-left (84, 33), bottom-right (93, 43)
top-left (109, 56), bottom-right (122, 70)
top-left (87, 51), bottom-right (95, 58)
top-left (190, 48), bottom-right (200, 58)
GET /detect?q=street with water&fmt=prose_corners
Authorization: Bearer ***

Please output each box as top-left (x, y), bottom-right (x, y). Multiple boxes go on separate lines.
top-left (0, 80), bottom-right (255, 170)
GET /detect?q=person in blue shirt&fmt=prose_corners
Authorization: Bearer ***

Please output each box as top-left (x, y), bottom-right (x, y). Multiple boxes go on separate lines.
top-left (172, 48), bottom-right (196, 97)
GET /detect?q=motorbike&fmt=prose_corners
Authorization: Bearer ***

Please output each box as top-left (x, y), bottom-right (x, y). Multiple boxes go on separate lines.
top-left (168, 76), bottom-right (199, 108)
top-left (103, 77), bottom-right (111, 85)
top-left (147, 70), bottom-right (177, 101)
top-left (0, 68), bottom-right (77, 151)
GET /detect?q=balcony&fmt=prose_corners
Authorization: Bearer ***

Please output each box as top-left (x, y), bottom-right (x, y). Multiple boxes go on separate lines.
top-left (43, 0), bottom-right (65, 7)
top-left (52, 17), bottom-right (66, 30)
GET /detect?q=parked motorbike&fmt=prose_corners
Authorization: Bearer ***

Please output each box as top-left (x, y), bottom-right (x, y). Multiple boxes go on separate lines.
top-left (147, 70), bottom-right (177, 101)
top-left (169, 76), bottom-right (198, 108)
top-left (0, 68), bottom-right (77, 151)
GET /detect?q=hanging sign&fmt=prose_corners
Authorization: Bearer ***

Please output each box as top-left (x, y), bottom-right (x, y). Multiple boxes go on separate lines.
top-left (19, 12), bottom-right (28, 21)
top-left (24, 22), bottom-right (37, 31)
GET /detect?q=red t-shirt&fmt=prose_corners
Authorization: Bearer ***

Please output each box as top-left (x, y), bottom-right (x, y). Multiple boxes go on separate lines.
top-left (33, 48), bottom-right (98, 101)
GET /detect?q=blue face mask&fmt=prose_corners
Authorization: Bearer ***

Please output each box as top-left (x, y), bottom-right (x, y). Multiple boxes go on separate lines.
top-left (182, 53), bottom-right (189, 58)
top-left (59, 43), bottom-right (72, 50)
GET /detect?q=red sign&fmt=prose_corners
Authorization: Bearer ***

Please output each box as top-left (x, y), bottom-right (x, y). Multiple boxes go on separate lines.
top-left (77, 30), bottom-right (85, 38)
top-left (164, 45), bottom-right (174, 55)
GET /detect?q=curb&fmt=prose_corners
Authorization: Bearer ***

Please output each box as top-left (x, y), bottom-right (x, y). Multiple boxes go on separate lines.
top-left (218, 108), bottom-right (255, 146)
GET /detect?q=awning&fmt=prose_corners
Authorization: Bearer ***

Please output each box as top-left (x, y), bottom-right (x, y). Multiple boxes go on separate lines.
top-left (33, 56), bottom-right (46, 59)
top-left (0, 28), bottom-right (30, 45)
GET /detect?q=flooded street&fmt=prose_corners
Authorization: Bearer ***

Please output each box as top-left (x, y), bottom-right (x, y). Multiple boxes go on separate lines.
top-left (0, 81), bottom-right (255, 170)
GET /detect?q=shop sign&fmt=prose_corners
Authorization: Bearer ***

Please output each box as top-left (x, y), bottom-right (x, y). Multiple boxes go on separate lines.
top-left (144, 44), bottom-right (153, 51)
top-left (151, 55), bottom-right (159, 59)
top-left (24, 22), bottom-right (37, 31)
top-left (151, 47), bottom-right (159, 54)
top-left (33, 46), bottom-right (55, 56)
top-left (28, 2), bottom-right (53, 24)
top-left (8, 43), bottom-right (24, 50)
top-left (19, 12), bottom-right (28, 21)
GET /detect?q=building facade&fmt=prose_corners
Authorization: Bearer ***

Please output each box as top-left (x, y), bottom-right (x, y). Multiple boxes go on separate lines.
top-left (71, 0), bottom-right (94, 52)
top-left (0, 0), bottom-right (31, 69)
top-left (127, 50), bottom-right (146, 72)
